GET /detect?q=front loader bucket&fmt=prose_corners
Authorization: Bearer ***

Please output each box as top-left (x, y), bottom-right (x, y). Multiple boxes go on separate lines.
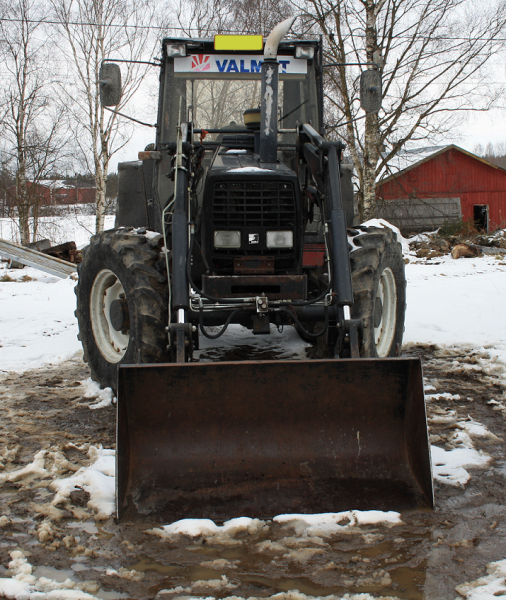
top-left (117, 358), bottom-right (433, 523)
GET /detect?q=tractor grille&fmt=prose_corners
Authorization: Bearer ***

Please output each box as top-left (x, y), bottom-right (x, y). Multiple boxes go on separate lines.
top-left (212, 181), bottom-right (296, 228)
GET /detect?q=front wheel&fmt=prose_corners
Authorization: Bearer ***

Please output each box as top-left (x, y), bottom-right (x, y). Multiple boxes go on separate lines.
top-left (349, 226), bottom-right (406, 357)
top-left (75, 229), bottom-right (169, 393)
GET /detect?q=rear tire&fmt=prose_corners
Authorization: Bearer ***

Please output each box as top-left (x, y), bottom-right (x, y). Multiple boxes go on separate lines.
top-left (349, 226), bottom-right (406, 357)
top-left (75, 228), bottom-right (169, 393)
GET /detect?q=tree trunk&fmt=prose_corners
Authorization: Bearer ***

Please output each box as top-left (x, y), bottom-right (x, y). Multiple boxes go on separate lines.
top-left (17, 158), bottom-right (30, 245)
top-left (361, 0), bottom-right (381, 221)
top-left (95, 165), bottom-right (107, 233)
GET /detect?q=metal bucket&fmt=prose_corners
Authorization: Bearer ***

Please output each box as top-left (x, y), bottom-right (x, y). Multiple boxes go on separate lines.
top-left (116, 357), bottom-right (433, 523)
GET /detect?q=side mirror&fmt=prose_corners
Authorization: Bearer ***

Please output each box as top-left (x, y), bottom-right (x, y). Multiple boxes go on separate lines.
top-left (360, 69), bottom-right (382, 114)
top-left (99, 63), bottom-right (122, 107)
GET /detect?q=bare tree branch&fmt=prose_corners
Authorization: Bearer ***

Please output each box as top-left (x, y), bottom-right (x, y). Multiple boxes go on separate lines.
top-left (295, 0), bottom-right (506, 219)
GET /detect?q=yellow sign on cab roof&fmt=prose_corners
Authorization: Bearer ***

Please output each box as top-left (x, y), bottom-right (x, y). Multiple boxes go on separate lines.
top-left (214, 35), bottom-right (263, 51)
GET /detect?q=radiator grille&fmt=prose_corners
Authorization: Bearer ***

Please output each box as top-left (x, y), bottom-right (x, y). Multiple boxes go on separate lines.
top-left (212, 181), bottom-right (296, 228)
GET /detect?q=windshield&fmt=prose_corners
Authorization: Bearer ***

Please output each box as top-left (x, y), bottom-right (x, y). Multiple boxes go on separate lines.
top-left (160, 55), bottom-right (319, 143)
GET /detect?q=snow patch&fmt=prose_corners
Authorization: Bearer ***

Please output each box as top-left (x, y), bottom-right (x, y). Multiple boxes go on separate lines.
top-left (157, 574), bottom-right (237, 595)
top-left (360, 218), bottom-right (409, 254)
top-left (199, 559), bottom-right (239, 570)
top-left (148, 517), bottom-right (267, 545)
top-left (50, 446), bottom-right (115, 519)
top-left (228, 167), bottom-right (274, 173)
top-left (0, 450), bottom-right (47, 484)
top-left (82, 378), bottom-right (116, 409)
top-left (0, 550), bottom-right (103, 600)
top-left (105, 567), bottom-right (144, 581)
top-left (431, 444), bottom-right (491, 486)
top-left (456, 419), bottom-right (503, 442)
top-left (156, 591), bottom-right (398, 599)
top-left (425, 392), bottom-right (461, 402)
top-left (273, 511), bottom-right (402, 537)
top-left (283, 548), bottom-right (325, 563)
top-left (456, 558), bottom-right (506, 599)
top-left (132, 228), bottom-right (161, 240)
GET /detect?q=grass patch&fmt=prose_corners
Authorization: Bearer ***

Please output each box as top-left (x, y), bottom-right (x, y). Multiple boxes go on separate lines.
top-left (437, 218), bottom-right (479, 239)
top-left (20, 274), bottom-right (33, 282)
top-left (0, 273), bottom-right (15, 282)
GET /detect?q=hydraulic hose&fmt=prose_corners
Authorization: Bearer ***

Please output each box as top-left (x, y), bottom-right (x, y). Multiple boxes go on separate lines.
top-left (199, 307), bottom-right (243, 339)
top-left (277, 303), bottom-right (329, 340)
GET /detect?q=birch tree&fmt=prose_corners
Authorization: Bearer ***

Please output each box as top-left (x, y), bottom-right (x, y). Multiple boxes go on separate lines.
top-left (51, 0), bottom-right (158, 233)
top-left (298, 0), bottom-right (506, 219)
top-left (0, 0), bottom-right (67, 244)
top-left (175, 0), bottom-right (293, 37)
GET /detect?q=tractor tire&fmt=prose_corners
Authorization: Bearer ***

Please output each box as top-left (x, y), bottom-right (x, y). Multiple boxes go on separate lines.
top-left (349, 226), bottom-right (406, 357)
top-left (75, 228), bottom-right (169, 393)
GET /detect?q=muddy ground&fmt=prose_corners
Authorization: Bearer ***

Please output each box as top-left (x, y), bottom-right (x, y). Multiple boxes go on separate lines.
top-left (0, 343), bottom-right (505, 600)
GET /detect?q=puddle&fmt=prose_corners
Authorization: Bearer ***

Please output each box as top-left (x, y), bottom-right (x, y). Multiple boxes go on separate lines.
top-left (96, 589), bottom-right (129, 599)
top-left (389, 561), bottom-right (428, 600)
top-left (96, 523), bottom-right (115, 539)
top-left (33, 565), bottom-right (76, 581)
top-left (33, 565), bottom-right (128, 599)
top-left (130, 528), bottom-right (429, 600)
top-left (131, 558), bottom-right (185, 576)
top-left (68, 521), bottom-right (99, 535)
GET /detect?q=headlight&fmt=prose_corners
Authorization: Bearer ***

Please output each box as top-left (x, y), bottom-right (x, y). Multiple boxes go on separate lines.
top-left (214, 230), bottom-right (241, 248)
top-left (267, 231), bottom-right (293, 248)
top-left (295, 46), bottom-right (314, 60)
top-left (167, 44), bottom-right (186, 58)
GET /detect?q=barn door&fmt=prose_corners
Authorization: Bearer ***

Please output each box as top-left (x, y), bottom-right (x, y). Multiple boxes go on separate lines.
top-left (473, 205), bottom-right (488, 232)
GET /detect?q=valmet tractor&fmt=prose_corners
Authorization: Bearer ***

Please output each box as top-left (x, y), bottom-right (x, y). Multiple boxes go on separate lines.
top-left (75, 18), bottom-right (433, 522)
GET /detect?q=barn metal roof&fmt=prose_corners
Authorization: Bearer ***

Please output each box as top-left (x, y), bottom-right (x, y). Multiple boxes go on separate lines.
top-left (379, 144), bottom-right (506, 187)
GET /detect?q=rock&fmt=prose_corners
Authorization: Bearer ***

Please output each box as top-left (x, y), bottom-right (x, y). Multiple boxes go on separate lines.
top-left (451, 243), bottom-right (481, 259)
top-left (436, 238), bottom-right (450, 251)
top-left (70, 488), bottom-right (90, 507)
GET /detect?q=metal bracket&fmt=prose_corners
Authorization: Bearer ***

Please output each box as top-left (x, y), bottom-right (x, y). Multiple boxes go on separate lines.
top-left (256, 295), bottom-right (269, 313)
top-left (344, 318), bottom-right (363, 359)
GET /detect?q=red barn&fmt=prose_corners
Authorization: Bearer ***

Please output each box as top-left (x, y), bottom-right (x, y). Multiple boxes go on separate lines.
top-left (5, 180), bottom-right (95, 207)
top-left (376, 145), bottom-right (506, 232)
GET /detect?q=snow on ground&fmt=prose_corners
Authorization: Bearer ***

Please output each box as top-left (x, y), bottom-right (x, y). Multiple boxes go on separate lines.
top-left (82, 379), bottom-right (116, 409)
top-left (0, 215), bottom-right (115, 249)
top-left (431, 445), bottom-right (491, 486)
top-left (404, 253), bottom-right (506, 362)
top-left (50, 447), bottom-right (115, 520)
top-left (456, 558), bottom-right (506, 599)
top-left (155, 590), bottom-right (391, 599)
top-left (273, 512), bottom-right (402, 536)
top-left (0, 550), bottom-right (102, 600)
top-left (0, 267), bottom-right (81, 372)
top-left (1, 217), bottom-right (505, 371)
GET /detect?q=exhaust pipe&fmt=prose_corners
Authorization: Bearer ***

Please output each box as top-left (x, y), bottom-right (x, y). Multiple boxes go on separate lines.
top-left (260, 17), bottom-right (296, 163)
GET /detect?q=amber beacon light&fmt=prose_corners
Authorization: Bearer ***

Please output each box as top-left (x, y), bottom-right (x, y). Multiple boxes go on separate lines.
top-left (214, 35), bottom-right (264, 51)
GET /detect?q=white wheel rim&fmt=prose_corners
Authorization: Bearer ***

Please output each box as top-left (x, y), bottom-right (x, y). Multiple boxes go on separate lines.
top-left (374, 267), bottom-right (397, 357)
top-left (90, 269), bottom-right (129, 363)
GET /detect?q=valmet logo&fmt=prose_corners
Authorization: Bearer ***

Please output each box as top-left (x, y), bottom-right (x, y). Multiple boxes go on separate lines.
top-left (175, 54), bottom-right (308, 75)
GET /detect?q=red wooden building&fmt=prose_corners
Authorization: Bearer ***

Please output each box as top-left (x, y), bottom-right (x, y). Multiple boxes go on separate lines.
top-left (5, 180), bottom-right (95, 207)
top-left (376, 145), bottom-right (506, 232)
